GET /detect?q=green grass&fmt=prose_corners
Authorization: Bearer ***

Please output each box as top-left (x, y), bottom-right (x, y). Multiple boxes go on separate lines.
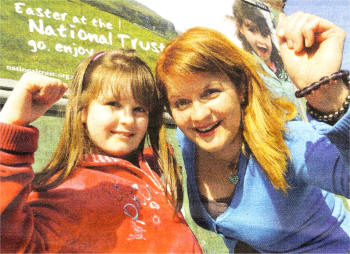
top-left (80, 0), bottom-right (177, 38)
top-left (32, 115), bottom-right (65, 170)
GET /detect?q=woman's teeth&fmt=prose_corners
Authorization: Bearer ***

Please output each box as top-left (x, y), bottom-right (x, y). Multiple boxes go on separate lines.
top-left (195, 121), bottom-right (221, 133)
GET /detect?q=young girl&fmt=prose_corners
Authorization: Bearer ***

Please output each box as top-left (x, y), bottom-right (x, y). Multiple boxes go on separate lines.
top-left (0, 50), bottom-right (202, 253)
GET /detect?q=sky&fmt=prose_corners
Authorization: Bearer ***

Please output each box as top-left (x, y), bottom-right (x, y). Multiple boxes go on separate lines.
top-left (284, 0), bottom-right (349, 70)
top-left (138, 0), bottom-right (237, 40)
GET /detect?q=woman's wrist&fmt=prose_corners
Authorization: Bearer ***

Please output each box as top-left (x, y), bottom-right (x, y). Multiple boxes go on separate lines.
top-left (294, 70), bottom-right (349, 115)
top-left (305, 78), bottom-right (350, 113)
top-left (295, 70), bottom-right (349, 98)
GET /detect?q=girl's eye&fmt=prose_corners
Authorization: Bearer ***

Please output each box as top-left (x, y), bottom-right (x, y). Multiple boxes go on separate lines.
top-left (174, 99), bottom-right (190, 109)
top-left (247, 25), bottom-right (257, 33)
top-left (106, 101), bottom-right (121, 107)
top-left (249, 27), bottom-right (256, 33)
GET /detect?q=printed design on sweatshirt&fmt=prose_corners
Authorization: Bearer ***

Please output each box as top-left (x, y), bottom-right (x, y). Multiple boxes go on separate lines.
top-left (80, 154), bottom-right (167, 241)
top-left (81, 154), bottom-right (165, 192)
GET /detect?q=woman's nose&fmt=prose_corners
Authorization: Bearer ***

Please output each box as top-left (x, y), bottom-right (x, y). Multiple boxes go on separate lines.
top-left (191, 101), bottom-right (211, 122)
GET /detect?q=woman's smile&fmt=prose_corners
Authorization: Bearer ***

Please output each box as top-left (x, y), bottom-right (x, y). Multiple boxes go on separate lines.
top-left (194, 120), bottom-right (222, 137)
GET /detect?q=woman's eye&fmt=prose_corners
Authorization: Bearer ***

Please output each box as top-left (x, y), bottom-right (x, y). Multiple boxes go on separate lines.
top-left (174, 99), bottom-right (190, 109)
top-left (202, 89), bottom-right (220, 98)
top-left (134, 106), bottom-right (147, 113)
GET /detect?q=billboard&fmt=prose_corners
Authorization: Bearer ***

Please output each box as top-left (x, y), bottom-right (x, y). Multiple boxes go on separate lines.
top-left (0, 0), bottom-right (175, 84)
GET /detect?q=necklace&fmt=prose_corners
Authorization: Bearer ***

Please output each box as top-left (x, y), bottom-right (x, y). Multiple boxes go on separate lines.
top-left (228, 172), bottom-right (239, 184)
top-left (228, 156), bottom-right (240, 185)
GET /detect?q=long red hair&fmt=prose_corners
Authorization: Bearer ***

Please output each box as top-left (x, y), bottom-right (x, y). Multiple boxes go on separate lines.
top-left (156, 27), bottom-right (296, 192)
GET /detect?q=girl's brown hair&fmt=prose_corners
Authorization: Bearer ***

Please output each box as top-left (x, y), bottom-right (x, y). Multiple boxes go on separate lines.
top-left (156, 27), bottom-right (296, 192)
top-left (33, 50), bottom-right (183, 211)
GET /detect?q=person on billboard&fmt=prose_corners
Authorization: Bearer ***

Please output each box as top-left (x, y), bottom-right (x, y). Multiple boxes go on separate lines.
top-left (233, 0), bottom-right (285, 79)
top-left (233, 0), bottom-right (307, 120)
top-left (156, 10), bottom-right (349, 253)
top-left (0, 50), bottom-right (202, 253)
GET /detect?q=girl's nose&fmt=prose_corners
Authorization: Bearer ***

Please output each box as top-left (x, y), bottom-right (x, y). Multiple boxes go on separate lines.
top-left (256, 32), bottom-right (268, 43)
top-left (119, 108), bottom-right (135, 125)
top-left (191, 101), bottom-right (211, 122)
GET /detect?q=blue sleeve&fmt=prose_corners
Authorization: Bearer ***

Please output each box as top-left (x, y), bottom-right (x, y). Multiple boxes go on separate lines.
top-left (324, 109), bottom-right (350, 166)
top-left (287, 109), bottom-right (349, 198)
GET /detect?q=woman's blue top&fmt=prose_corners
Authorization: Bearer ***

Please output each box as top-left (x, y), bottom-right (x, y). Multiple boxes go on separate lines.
top-left (177, 110), bottom-right (350, 253)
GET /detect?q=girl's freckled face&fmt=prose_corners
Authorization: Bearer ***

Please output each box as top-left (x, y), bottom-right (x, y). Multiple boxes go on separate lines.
top-left (82, 86), bottom-right (149, 157)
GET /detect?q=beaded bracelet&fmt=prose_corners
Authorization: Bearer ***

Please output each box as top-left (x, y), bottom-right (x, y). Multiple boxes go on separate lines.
top-left (307, 95), bottom-right (350, 124)
top-left (295, 70), bottom-right (350, 98)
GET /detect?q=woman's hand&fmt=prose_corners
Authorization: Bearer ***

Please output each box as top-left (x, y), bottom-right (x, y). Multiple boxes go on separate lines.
top-left (277, 12), bottom-right (348, 113)
top-left (277, 12), bottom-right (345, 87)
top-left (0, 72), bottom-right (68, 126)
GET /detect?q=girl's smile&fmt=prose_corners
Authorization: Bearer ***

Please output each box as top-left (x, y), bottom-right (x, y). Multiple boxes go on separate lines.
top-left (111, 130), bottom-right (135, 137)
top-left (82, 86), bottom-right (149, 157)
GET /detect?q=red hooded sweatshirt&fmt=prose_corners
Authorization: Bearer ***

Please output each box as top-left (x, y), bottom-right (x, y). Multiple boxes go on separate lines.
top-left (0, 123), bottom-right (202, 253)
